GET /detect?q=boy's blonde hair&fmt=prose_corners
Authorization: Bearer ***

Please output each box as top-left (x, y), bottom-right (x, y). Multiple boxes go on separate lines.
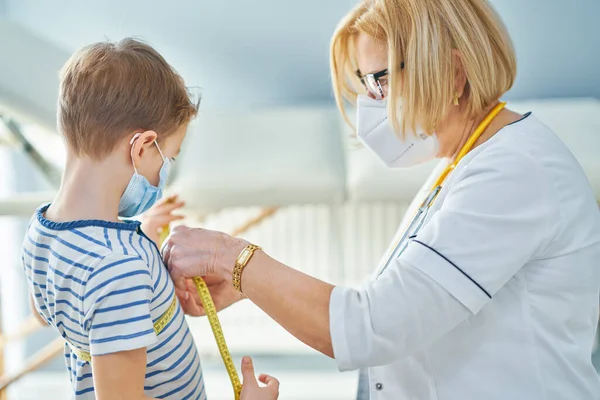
top-left (58, 38), bottom-right (198, 159)
top-left (330, 0), bottom-right (516, 134)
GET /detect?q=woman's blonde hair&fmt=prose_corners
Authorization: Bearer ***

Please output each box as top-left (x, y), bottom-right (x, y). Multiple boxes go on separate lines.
top-left (331, 0), bottom-right (516, 135)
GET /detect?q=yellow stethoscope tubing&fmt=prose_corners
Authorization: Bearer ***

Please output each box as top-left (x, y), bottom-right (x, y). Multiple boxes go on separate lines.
top-left (377, 101), bottom-right (507, 276)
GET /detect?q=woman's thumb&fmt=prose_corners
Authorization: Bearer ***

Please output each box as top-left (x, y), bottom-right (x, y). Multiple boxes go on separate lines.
top-left (241, 356), bottom-right (257, 387)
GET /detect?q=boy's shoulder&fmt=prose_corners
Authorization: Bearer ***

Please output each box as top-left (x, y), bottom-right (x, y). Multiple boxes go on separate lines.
top-left (25, 204), bottom-right (155, 273)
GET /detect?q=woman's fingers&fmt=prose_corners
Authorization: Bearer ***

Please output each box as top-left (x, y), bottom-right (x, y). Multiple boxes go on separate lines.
top-left (175, 287), bottom-right (189, 302)
top-left (175, 286), bottom-right (205, 316)
top-left (186, 279), bottom-right (203, 306)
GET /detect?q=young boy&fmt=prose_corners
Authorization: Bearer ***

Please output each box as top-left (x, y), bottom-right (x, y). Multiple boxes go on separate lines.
top-left (21, 38), bottom-right (206, 399)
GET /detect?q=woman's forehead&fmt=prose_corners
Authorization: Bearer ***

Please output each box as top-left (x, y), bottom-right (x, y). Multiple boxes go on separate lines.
top-left (354, 33), bottom-right (388, 74)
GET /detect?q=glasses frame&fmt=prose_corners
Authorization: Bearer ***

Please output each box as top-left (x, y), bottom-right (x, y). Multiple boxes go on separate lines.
top-left (356, 62), bottom-right (404, 100)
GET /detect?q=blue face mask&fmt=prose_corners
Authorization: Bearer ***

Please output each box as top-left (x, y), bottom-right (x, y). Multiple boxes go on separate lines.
top-left (118, 134), bottom-right (171, 218)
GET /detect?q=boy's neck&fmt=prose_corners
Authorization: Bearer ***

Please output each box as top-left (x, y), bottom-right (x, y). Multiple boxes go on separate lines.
top-left (46, 153), bottom-right (129, 223)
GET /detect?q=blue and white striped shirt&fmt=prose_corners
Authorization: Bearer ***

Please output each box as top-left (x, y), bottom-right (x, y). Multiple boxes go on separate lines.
top-left (23, 204), bottom-right (206, 399)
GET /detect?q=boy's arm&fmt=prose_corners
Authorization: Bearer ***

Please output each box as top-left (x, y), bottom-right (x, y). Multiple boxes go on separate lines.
top-left (29, 294), bottom-right (48, 325)
top-left (92, 348), bottom-right (158, 400)
top-left (84, 254), bottom-right (158, 400)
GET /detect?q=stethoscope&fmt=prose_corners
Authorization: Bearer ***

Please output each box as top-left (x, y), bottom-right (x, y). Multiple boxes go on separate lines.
top-left (376, 101), bottom-right (507, 277)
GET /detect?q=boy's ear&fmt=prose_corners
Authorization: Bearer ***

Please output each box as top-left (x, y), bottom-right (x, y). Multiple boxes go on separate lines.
top-left (130, 130), bottom-right (158, 146)
top-left (129, 130), bottom-right (158, 166)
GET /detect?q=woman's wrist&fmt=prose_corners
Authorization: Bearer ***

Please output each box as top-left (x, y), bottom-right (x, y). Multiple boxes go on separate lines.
top-left (217, 234), bottom-right (250, 283)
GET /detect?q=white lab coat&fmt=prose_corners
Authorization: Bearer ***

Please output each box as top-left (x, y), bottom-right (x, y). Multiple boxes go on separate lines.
top-left (329, 114), bottom-right (600, 399)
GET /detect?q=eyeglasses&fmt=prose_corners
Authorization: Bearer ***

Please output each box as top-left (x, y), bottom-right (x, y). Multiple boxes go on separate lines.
top-left (356, 62), bottom-right (404, 100)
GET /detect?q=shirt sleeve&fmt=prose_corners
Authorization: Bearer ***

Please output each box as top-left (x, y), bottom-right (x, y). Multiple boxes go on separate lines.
top-left (330, 261), bottom-right (471, 371)
top-left (329, 146), bottom-right (559, 371)
top-left (83, 253), bottom-right (157, 356)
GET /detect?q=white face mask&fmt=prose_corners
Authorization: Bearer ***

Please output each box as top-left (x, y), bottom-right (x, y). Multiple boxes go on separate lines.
top-left (356, 95), bottom-right (439, 168)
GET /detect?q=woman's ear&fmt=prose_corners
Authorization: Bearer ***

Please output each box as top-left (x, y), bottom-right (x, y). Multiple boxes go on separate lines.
top-left (452, 50), bottom-right (467, 98)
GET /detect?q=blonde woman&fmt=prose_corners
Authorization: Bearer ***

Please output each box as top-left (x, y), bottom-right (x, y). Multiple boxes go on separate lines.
top-left (163, 0), bottom-right (600, 399)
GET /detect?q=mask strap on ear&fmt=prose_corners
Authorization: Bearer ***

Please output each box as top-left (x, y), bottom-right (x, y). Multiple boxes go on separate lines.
top-left (129, 133), bottom-right (143, 174)
top-left (154, 140), bottom-right (166, 160)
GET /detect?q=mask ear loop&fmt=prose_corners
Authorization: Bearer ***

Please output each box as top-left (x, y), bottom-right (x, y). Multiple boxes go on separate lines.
top-left (129, 133), bottom-right (143, 174)
top-left (153, 140), bottom-right (166, 161)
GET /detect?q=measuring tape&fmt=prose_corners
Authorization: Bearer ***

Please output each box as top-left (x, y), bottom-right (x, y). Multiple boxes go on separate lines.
top-left (192, 276), bottom-right (242, 400)
top-left (66, 296), bottom-right (178, 363)
top-left (159, 224), bottom-right (242, 400)
top-left (63, 214), bottom-right (242, 399)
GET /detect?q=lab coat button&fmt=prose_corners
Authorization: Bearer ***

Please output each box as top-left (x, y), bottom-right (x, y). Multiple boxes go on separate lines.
top-left (375, 383), bottom-right (383, 391)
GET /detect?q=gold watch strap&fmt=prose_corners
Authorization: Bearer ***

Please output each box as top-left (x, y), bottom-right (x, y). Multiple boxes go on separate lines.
top-left (232, 244), bottom-right (261, 293)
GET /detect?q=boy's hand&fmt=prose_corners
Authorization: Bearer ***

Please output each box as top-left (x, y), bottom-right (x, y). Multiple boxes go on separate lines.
top-left (140, 195), bottom-right (185, 244)
top-left (240, 357), bottom-right (280, 400)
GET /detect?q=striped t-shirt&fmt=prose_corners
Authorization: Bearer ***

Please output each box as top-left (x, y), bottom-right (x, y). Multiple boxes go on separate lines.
top-left (22, 204), bottom-right (206, 399)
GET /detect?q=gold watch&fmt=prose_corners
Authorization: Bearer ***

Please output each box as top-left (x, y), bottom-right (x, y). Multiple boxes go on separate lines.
top-left (232, 244), bottom-right (262, 293)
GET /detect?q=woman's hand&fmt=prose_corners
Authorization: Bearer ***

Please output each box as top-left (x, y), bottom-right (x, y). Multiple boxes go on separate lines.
top-left (240, 357), bottom-right (279, 400)
top-left (163, 225), bottom-right (336, 359)
top-left (162, 226), bottom-right (248, 315)
top-left (162, 225), bottom-right (248, 289)
top-left (140, 195), bottom-right (185, 244)
top-left (175, 275), bottom-right (245, 317)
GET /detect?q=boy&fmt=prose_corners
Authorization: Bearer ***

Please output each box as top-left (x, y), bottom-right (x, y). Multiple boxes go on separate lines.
top-left (22, 38), bottom-right (205, 399)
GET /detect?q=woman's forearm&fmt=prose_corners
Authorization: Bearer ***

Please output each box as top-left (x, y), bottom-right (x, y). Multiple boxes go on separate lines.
top-left (161, 226), bottom-right (337, 357)
top-left (234, 250), bottom-right (335, 358)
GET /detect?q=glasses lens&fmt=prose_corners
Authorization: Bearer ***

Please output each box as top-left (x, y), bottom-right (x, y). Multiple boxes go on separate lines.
top-left (365, 75), bottom-right (383, 100)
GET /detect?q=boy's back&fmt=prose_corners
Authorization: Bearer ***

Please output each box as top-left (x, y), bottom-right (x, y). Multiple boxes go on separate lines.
top-left (24, 205), bottom-right (206, 399)
top-left (21, 38), bottom-right (205, 399)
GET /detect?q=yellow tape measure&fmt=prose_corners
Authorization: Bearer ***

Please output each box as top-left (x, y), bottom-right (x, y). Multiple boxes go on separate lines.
top-left (159, 224), bottom-right (242, 400)
top-left (193, 276), bottom-right (242, 400)
top-left (152, 296), bottom-right (178, 335)
top-left (67, 296), bottom-right (178, 363)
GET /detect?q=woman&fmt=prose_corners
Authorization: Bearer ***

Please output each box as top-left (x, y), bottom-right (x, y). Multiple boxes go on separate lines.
top-left (162, 0), bottom-right (600, 398)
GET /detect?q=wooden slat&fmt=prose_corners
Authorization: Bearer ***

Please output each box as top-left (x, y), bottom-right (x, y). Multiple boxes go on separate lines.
top-left (0, 317), bottom-right (43, 348)
top-left (230, 207), bottom-right (279, 237)
top-left (0, 337), bottom-right (63, 391)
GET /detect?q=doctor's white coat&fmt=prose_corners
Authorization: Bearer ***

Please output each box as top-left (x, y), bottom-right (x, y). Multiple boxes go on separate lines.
top-left (330, 114), bottom-right (600, 400)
